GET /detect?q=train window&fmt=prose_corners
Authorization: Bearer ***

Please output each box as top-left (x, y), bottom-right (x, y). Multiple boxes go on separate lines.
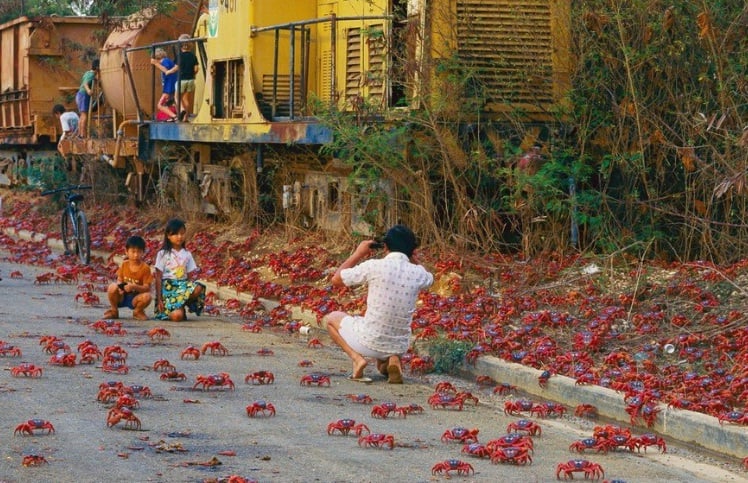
top-left (212, 59), bottom-right (244, 119)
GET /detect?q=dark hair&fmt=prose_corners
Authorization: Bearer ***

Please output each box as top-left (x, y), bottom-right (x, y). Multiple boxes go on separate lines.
top-left (91, 59), bottom-right (100, 70)
top-left (52, 104), bottom-right (65, 115)
top-left (125, 235), bottom-right (146, 251)
top-left (383, 224), bottom-right (418, 258)
top-left (161, 218), bottom-right (186, 252)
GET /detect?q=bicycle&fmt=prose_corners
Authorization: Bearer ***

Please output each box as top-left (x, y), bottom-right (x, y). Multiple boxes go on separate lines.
top-left (41, 184), bottom-right (92, 265)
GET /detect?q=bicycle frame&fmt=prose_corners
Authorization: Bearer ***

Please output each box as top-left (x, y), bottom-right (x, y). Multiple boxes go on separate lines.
top-left (41, 185), bottom-right (92, 265)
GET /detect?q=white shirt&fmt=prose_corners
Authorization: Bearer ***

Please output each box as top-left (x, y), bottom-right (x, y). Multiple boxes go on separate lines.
top-left (154, 248), bottom-right (198, 280)
top-left (341, 252), bottom-right (433, 354)
top-left (59, 111), bottom-right (79, 138)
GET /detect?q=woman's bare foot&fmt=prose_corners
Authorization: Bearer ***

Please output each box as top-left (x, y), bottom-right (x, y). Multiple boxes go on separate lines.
top-left (352, 357), bottom-right (368, 379)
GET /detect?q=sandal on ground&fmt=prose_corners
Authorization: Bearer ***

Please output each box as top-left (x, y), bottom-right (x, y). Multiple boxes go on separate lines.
top-left (103, 308), bottom-right (119, 319)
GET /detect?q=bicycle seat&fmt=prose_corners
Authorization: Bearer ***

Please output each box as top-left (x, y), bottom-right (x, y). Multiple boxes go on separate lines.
top-left (67, 194), bottom-right (84, 203)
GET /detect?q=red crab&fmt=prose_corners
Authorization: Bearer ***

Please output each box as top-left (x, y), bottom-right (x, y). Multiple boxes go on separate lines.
top-left (10, 363), bottom-right (43, 377)
top-left (14, 419), bottom-right (55, 436)
top-left (146, 327), bottom-right (170, 340)
top-left (632, 433), bottom-right (667, 453)
top-left (504, 399), bottom-right (535, 416)
top-left (256, 347), bottom-right (274, 356)
top-left (298, 359), bottom-right (313, 367)
top-left (181, 345), bottom-right (201, 360)
top-left (246, 400), bottom-right (276, 417)
top-left (569, 438), bottom-right (609, 454)
top-left (194, 373), bottom-right (235, 391)
top-left (245, 371), bottom-right (275, 385)
top-left (400, 403), bottom-right (424, 415)
top-left (102, 343), bottom-right (127, 357)
top-left (486, 434), bottom-right (535, 454)
top-left (9, 270), bottom-right (23, 279)
top-left (153, 359), bottom-right (176, 372)
top-left (530, 402), bottom-right (566, 418)
top-left (345, 393), bottom-right (373, 404)
top-left (428, 393), bottom-right (465, 411)
top-left (34, 272), bottom-right (55, 284)
top-left (0, 343), bottom-right (22, 357)
top-left (75, 291), bottom-right (100, 305)
top-left (431, 459), bottom-right (474, 476)
top-left (358, 433), bottom-right (395, 449)
top-left (493, 383), bottom-right (518, 395)
top-left (114, 394), bottom-right (140, 410)
top-left (102, 360), bottom-right (130, 374)
top-left (201, 341), bottom-right (229, 356)
top-left (299, 373), bottom-right (330, 387)
top-left (409, 355), bottom-right (434, 374)
top-left (743, 456), bottom-right (748, 470)
top-left (48, 353), bottom-right (76, 366)
top-left (490, 446), bottom-right (533, 465)
top-left (241, 322), bottom-right (263, 333)
top-left (79, 345), bottom-right (102, 363)
top-left (461, 443), bottom-right (491, 459)
top-left (556, 459), bottom-right (604, 480)
top-left (371, 402), bottom-right (407, 419)
top-left (476, 375), bottom-right (495, 387)
top-left (307, 338), bottom-right (324, 348)
top-left (718, 411), bottom-right (748, 425)
top-left (327, 419), bottom-right (370, 436)
top-left (507, 419), bottom-right (541, 436)
top-left (107, 407), bottom-right (141, 430)
top-left (124, 384), bottom-right (153, 399)
top-left (160, 371), bottom-right (187, 381)
top-left (434, 381), bottom-right (458, 393)
top-left (89, 319), bottom-right (116, 333)
top-left (441, 427), bottom-right (479, 444)
top-left (43, 339), bottom-right (70, 354)
top-left (22, 454), bottom-right (48, 466)
top-left (574, 404), bottom-right (598, 419)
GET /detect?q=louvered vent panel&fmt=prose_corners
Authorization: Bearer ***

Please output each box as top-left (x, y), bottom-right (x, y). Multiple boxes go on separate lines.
top-left (365, 25), bottom-right (385, 104)
top-left (261, 75), bottom-right (302, 118)
top-left (345, 28), bottom-right (362, 100)
top-left (457, 0), bottom-right (553, 104)
top-left (320, 49), bottom-right (332, 102)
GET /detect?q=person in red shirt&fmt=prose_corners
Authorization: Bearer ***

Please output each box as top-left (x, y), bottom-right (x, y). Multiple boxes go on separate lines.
top-left (104, 236), bottom-right (153, 320)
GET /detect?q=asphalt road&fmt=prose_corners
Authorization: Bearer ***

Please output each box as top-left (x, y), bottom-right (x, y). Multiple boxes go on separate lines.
top-left (0, 256), bottom-right (746, 483)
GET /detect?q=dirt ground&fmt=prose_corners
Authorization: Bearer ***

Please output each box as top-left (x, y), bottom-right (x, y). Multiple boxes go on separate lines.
top-left (1, 255), bottom-right (747, 483)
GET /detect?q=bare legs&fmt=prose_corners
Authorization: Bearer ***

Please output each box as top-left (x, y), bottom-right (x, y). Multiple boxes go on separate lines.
top-left (323, 311), bottom-right (367, 378)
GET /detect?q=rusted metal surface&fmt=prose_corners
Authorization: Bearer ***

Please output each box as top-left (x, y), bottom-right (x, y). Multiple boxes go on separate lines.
top-left (0, 16), bottom-right (102, 145)
top-left (100, 3), bottom-right (195, 119)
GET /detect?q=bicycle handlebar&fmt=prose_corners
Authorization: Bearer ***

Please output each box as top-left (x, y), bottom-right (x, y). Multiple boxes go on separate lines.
top-left (41, 185), bottom-right (93, 196)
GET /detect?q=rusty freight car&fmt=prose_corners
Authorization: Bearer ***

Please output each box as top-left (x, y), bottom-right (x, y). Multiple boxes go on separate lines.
top-left (0, 15), bottom-right (104, 185)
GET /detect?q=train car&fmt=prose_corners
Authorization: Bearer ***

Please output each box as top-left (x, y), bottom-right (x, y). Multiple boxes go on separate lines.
top-left (57, 0), bottom-right (572, 234)
top-left (0, 15), bottom-right (104, 185)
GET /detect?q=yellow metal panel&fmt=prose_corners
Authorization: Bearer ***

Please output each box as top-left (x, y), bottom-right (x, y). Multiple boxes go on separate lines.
top-left (428, 0), bottom-right (571, 119)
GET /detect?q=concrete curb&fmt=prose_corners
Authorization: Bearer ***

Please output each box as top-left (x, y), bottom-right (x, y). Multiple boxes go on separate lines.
top-left (468, 356), bottom-right (748, 459)
top-left (4, 226), bottom-right (747, 459)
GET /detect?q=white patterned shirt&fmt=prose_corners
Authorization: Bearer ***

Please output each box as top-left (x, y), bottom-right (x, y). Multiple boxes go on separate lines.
top-left (341, 252), bottom-right (433, 354)
top-left (154, 248), bottom-right (198, 280)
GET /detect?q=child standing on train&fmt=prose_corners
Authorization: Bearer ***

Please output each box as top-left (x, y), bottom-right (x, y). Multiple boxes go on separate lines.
top-left (150, 48), bottom-right (179, 122)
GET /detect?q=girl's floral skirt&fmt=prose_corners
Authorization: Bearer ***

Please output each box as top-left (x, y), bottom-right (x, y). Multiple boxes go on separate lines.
top-left (155, 279), bottom-right (205, 320)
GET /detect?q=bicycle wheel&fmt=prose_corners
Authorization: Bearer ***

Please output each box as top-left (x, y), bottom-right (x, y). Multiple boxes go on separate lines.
top-left (75, 210), bottom-right (91, 265)
top-left (61, 209), bottom-right (76, 256)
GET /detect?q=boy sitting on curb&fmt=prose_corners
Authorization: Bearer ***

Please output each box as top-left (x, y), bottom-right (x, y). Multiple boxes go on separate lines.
top-left (104, 235), bottom-right (153, 320)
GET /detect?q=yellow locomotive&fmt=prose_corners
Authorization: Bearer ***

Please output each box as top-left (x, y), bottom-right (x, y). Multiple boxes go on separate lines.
top-left (4, 0), bottom-right (571, 233)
